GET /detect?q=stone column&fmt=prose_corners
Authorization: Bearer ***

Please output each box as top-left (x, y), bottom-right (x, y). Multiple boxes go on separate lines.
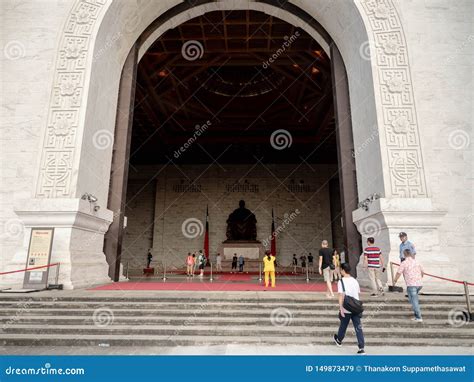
top-left (8, 199), bottom-right (113, 290)
top-left (353, 198), bottom-right (450, 293)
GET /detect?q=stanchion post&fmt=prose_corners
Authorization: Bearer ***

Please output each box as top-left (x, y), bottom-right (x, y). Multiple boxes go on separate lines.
top-left (258, 262), bottom-right (262, 283)
top-left (390, 262), bottom-right (395, 287)
top-left (55, 263), bottom-right (61, 285)
top-left (306, 265), bottom-right (309, 283)
top-left (162, 261), bottom-right (167, 282)
top-left (125, 261), bottom-right (129, 279)
top-left (463, 281), bottom-right (472, 319)
top-left (210, 262), bottom-right (213, 282)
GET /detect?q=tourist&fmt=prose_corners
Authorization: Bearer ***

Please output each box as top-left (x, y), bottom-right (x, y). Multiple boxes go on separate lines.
top-left (292, 254), bottom-right (298, 274)
top-left (363, 237), bottom-right (385, 296)
top-left (192, 253), bottom-right (197, 276)
top-left (340, 250), bottom-right (346, 264)
top-left (393, 249), bottom-right (424, 322)
top-left (263, 251), bottom-right (276, 288)
top-left (399, 232), bottom-right (416, 262)
top-left (308, 252), bottom-right (314, 274)
top-left (319, 240), bottom-right (335, 297)
top-left (300, 255), bottom-right (307, 273)
top-left (332, 249), bottom-right (341, 282)
top-left (231, 253), bottom-right (238, 273)
top-left (186, 252), bottom-right (194, 277)
top-left (238, 254), bottom-right (245, 273)
top-left (216, 253), bottom-right (222, 272)
top-left (333, 263), bottom-right (365, 354)
top-left (146, 248), bottom-right (153, 268)
top-left (198, 251), bottom-right (206, 278)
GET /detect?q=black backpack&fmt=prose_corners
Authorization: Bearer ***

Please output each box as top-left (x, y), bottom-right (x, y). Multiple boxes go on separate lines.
top-left (340, 278), bottom-right (364, 315)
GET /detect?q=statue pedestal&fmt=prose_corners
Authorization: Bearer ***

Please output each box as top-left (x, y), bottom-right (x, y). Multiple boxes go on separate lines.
top-left (219, 241), bottom-right (264, 260)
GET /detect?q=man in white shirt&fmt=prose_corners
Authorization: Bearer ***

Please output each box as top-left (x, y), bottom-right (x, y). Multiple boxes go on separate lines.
top-left (333, 263), bottom-right (365, 354)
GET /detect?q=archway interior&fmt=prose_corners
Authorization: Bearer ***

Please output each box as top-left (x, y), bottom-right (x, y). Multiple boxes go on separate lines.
top-left (122, 10), bottom-right (343, 274)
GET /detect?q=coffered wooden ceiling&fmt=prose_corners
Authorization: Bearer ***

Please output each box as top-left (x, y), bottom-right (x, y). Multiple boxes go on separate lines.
top-left (130, 10), bottom-right (336, 165)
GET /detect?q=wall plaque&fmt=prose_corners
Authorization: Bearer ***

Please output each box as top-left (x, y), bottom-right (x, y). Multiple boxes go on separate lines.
top-left (23, 228), bottom-right (54, 289)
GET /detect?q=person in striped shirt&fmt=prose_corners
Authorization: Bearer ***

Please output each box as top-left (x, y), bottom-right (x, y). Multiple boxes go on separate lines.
top-left (363, 237), bottom-right (385, 296)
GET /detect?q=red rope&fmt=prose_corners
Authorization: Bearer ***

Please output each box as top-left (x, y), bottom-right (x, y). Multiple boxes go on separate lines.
top-left (391, 262), bottom-right (474, 286)
top-left (0, 262), bottom-right (60, 276)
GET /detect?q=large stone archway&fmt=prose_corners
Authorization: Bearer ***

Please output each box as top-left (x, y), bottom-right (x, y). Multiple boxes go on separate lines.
top-left (11, 0), bottom-right (448, 290)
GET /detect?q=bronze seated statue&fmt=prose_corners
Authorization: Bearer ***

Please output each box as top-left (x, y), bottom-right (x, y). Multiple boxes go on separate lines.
top-left (225, 200), bottom-right (257, 241)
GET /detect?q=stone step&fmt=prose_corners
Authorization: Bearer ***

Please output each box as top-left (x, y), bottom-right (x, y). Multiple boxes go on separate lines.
top-left (0, 308), bottom-right (458, 319)
top-left (0, 296), bottom-right (466, 304)
top-left (1, 294), bottom-right (470, 348)
top-left (0, 315), bottom-right (459, 327)
top-left (0, 301), bottom-right (461, 311)
top-left (0, 334), bottom-right (471, 347)
top-left (3, 324), bottom-right (472, 338)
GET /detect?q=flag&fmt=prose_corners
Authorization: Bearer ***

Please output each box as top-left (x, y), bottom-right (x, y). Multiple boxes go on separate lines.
top-left (203, 205), bottom-right (209, 261)
top-left (270, 208), bottom-right (276, 257)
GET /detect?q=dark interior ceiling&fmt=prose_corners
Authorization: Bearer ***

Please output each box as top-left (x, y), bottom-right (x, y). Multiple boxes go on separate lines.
top-left (130, 10), bottom-right (336, 165)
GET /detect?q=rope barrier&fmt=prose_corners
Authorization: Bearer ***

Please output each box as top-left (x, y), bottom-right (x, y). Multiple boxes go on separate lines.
top-left (390, 261), bottom-right (474, 286)
top-left (0, 262), bottom-right (60, 276)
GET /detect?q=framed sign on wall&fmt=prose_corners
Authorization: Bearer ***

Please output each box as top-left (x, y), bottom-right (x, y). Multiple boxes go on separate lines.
top-left (22, 228), bottom-right (54, 289)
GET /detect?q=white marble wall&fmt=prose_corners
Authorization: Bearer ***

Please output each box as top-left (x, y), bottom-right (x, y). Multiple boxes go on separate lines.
top-left (0, 0), bottom-right (74, 281)
top-left (393, 0), bottom-right (473, 290)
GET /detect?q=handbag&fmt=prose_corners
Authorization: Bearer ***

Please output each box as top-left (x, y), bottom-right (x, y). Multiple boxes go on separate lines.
top-left (340, 278), bottom-right (364, 315)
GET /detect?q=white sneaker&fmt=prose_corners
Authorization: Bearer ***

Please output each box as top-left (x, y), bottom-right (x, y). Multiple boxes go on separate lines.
top-left (411, 317), bottom-right (423, 322)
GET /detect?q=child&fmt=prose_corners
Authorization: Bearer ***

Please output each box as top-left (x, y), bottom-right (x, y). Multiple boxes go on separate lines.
top-left (292, 254), bottom-right (298, 274)
top-left (198, 251), bottom-right (206, 278)
top-left (192, 253), bottom-right (197, 276)
top-left (332, 249), bottom-right (341, 282)
top-left (231, 254), bottom-right (238, 273)
top-left (186, 252), bottom-right (195, 277)
top-left (300, 255), bottom-right (307, 273)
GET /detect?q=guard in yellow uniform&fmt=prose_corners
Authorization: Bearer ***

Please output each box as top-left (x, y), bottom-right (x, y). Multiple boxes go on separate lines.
top-left (263, 252), bottom-right (276, 288)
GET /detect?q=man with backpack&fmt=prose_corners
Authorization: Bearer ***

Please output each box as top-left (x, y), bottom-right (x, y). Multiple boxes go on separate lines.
top-left (333, 263), bottom-right (365, 354)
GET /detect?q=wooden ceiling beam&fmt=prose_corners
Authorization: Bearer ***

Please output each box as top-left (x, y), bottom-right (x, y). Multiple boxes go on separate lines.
top-left (267, 16), bottom-right (273, 51)
top-left (153, 55), bottom-right (225, 97)
top-left (156, 35), bottom-right (313, 42)
top-left (180, 20), bottom-right (290, 27)
top-left (246, 10), bottom-right (250, 51)
top-left (222, 10), bottom-right (229, 52)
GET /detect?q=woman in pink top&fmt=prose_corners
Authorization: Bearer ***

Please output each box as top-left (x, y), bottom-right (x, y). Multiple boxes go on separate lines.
top-left (186, 252), bottom-right (195, 277)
